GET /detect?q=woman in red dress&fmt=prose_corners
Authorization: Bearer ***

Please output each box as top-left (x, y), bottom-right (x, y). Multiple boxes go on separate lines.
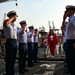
top-left (47, 29), bottom-right (58, 56)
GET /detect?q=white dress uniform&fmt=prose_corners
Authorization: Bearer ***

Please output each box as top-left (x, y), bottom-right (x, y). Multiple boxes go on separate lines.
top-left (4, 23), bottom-right (17, 39)
top-left (17, 28), bottom-right (27, 43)
top-left (27, 31), bottom-right (34, 43)
top-left (66, 15), bottom-right (75, 40)
top-left (34, 35), bottom-right (38, 43)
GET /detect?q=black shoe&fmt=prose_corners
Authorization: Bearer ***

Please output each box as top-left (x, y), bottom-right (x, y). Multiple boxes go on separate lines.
top-left (64, 68), bottom-right (69, 73)
top-left (28, 64), bottom-right (33, 67)
top-left (19, 71), bottom-right (25, 74)
top-left (34, 61), bottom-right (39, 63)
top-left (1, 72), bottom-right (6, 75)
top-left (24, 69), bottom-right (29, 72)
top-left (34, 61), bottom-right (38, 63)
top-left (64, 70), bottom-right (69, 73)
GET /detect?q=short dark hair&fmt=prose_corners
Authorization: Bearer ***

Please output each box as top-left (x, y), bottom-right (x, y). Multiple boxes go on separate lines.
top-left (35, 29), bottom-right (38, 31)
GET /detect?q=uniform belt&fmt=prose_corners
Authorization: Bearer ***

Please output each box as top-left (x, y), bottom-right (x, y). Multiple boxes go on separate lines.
top-left (19, 43), bottom-right (27, 44)
top-left (67, 39), bottom-right (75, 42)
top-left (28, 42), bottom-right (34, 43)
top-left (34, 42), bottom-right (38, 43)
top-left (7, 38), bottom-right (17, 41)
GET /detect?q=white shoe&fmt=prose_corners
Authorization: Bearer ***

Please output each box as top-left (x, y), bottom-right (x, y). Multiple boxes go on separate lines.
top-left (50, 55), bottom-right (55, 58)
top-left (46, 55), bottom-right (50, 58)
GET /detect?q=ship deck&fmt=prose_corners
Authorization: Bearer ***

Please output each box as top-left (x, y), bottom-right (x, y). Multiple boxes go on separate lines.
top-left (0, 47), bottom-right (70, 75)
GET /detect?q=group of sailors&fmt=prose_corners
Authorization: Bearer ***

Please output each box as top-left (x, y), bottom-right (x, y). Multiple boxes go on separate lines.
top-left (3, 4), bottom-right (75, 75)
top-left (3, 10), bottom-right (38, 75)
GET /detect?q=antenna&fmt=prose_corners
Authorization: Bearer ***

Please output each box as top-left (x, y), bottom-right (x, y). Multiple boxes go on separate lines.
top-left (3, 13), bottom-right (6, 22)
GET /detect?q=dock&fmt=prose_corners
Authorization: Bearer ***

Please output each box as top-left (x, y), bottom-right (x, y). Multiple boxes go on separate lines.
top-left (0, 47), bottom-right (70, 75)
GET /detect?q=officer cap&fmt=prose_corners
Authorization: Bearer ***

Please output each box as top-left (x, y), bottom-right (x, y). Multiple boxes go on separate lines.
top-left (28, 25), bottom-right (34, 29)
top-left (66, 5), bottom-right (75, 11)
top-left (19, 20), bottom-right (27, 25)
top-left (7, 11), bottom-right (18, 17)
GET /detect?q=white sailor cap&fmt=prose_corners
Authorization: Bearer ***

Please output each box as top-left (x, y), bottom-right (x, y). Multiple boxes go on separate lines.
top-left (66, 5), bottom-right (75, 11)
top-left (28, 25), bottom-right (34, 29)
top-left (7, 11), bottom-right (18, 17)
top-left (19, 20), bottom-right (27, 25)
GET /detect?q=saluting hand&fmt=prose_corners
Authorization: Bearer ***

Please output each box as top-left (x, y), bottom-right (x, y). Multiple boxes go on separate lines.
top-left (61, 11), bottom-right (68, 35)
top-left (63, 11), bottom-right (67, 21)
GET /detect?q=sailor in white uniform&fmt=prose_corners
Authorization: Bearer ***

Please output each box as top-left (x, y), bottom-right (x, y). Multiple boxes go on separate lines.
top-left (61, 5), bottom-right (75, 75)
top-left (27, 26), bottom-right (34, 67)
top-left (3, 11), bottom-right (18, 75)
top-left (33, 29), bottom-right (38, 63)
top-left (17, 20), bottom-right (28, 74)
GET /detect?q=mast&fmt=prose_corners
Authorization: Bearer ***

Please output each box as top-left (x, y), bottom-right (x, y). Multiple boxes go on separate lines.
top-left (52, 21), bottom-right (55, 29)
top-left (48, 21), bottom-right (51, 31)
top-left (3, 13), bottom-right (6, 22)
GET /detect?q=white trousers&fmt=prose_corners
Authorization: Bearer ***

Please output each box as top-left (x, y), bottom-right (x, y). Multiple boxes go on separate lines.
top-left (45, 46), bottom-right (51, 56)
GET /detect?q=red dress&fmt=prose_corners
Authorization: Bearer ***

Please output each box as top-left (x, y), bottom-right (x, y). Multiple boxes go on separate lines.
top-left (47, 33), bottom-right (58, 56)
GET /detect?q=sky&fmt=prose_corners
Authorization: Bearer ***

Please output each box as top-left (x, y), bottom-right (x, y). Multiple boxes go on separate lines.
top-left (0, 0), bottom-right (75, 32)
